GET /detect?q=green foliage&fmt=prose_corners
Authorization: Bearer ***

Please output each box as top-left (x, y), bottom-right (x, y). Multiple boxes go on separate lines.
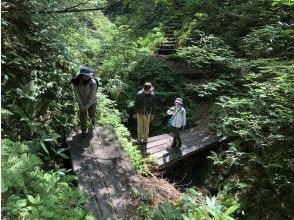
top-left (2, 1), bottom-right (108, 218)
top-left (3, 0), bottom-right (294, 219)
top-left (208, 60), bottom-right (294, 218)
top-left (139, 188), bottom-right (239, 220)
top-left (1, 139), bottom-right (93, 219)
top-left (272, 0), bottom-right (294, 6)
top-left (241, 25), bottom-right (294, 58)
top-left (179, 0), bottom-right (294, 51)
top-left (177, 33), bottom-right (236, 71)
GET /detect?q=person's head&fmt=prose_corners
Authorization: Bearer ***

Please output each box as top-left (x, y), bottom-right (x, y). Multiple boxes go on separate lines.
top-left (71, 66), bottom-right (93, 85)
top-left (79, 66), bottom-right (93, 81)
top-left (143, 82), bottom-right (154, 94)
top-left (174, 98), bottom-right (183, 107)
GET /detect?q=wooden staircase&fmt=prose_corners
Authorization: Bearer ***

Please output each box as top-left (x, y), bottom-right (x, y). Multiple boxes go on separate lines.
top-left (157, 17), bottom-right (181, 55)
top-left (157, 1), bottom-right (184, 55)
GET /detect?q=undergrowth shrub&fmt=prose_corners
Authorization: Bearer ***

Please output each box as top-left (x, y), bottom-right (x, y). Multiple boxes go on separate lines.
top-left (96, 92), bottom-right (152, 175)
top-left (1, 139), bottom-right (94, 220)
top-left (207, 60), bottom-right (294, 218)
top-left (138, 188), bottom-right (239, 220)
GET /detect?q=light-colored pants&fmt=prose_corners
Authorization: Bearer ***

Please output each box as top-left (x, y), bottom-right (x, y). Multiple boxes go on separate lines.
top-left (79, 103), bottom-right (96, 132)
top-left (137, 113), bottom-right (151, 140)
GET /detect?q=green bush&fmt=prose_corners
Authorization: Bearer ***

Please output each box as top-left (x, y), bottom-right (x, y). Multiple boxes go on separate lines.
top-left (96, 92), bottom-right (152, 175)
top-left (208, 60), bottom-right (294, 218)
top-left (1, 139), bottom-right (94, 219)
top-left (241, 25), bottom-right (294, 58)
top-left (139, 188), bottom-right (239, 220)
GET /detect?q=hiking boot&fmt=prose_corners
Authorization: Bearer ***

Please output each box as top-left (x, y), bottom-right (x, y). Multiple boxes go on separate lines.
top-left (81, 130), bottom-right (87, 137)
top-left (91, 118), bottom-right (96, 126)
top-left (171, 141), bottom-right (176, 148)
top-left (176, 140), bottom-right (182, 148)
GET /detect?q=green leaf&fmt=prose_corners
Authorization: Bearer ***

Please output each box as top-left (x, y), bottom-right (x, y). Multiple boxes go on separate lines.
top-left (28, 195), bottom-right (38, 205)
top-left (224, 205), bottom-right (239, 217)
top-left (40, 141), bottom-right (49, 155)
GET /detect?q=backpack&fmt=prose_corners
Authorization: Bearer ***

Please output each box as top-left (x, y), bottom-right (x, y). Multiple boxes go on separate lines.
top-left (92, 76), bottom-right (100, 90)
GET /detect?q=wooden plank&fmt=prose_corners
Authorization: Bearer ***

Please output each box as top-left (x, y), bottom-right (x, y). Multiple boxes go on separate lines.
top-left (147, 131), bottom-right (216, 159)
top-left (67, 133), bottom-right (103, 219)
top-left (89, 127), bottom-right (136, 219)
top-left (68, 126), bottom-right (142, 219)
top-left (158, 136), bottom-right (219, 167)
top-left (146, 137), bottom-right (172, 150)
top-left (147, 141), bottom-right (171, 155)
top-left (67, 129), bottom-right (119, 219)
top-left (146, 133), bottom-right (171, 143)
top-left (82, 156), bottom-right (115, 219)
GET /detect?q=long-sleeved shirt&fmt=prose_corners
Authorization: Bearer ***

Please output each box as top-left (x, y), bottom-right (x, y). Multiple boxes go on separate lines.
top-left (74, 78), bottom-right (97, 109)
top-left (134, 90), bottom-right (155, 115)
top-left (167, 106), bottom-right (186, 128)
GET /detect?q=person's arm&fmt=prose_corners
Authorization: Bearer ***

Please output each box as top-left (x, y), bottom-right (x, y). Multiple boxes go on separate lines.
top-left (84, 81), bottom-right (97, 109)
top-left (167, 106), bottom-right (175, 115)
top-left (133, 93), bottom-right (139, 118)
top-left (182, 109), bottom-right (186, 128)
top-left (151, 94), bottom-right (155, 118)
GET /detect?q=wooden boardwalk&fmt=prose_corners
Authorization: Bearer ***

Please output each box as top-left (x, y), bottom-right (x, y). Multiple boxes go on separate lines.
top-left (141, 129), bottom-right (219, 168)
top-left (66, 126), bottom-right (138, 220)
top-left (67, 126), bottom-right (219, 218)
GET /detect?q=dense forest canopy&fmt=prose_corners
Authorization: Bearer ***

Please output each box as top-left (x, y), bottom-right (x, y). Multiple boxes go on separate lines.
top-left (2, 0), bottom-right (293, 219)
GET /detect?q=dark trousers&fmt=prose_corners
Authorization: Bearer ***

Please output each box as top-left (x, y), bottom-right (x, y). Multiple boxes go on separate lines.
top-left (79, 103), bottom-right (96, 132)
top-left (172, 126), bottom-right (181, 147)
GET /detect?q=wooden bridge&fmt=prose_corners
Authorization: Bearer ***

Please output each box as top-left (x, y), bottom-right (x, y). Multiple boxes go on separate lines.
top-left (140, 128), bottom-right (219, 168)
top-left (67, 126), bottom-right (219, 219)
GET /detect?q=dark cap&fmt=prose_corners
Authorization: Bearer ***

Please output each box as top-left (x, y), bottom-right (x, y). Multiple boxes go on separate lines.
top-left (80, 66), bottom-right (93, 75)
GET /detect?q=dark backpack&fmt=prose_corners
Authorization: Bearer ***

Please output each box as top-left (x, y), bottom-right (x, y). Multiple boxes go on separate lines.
top-left (71, 75), bottom-right (100, 91)
top-left (92, 76), bottom-right (100, 90)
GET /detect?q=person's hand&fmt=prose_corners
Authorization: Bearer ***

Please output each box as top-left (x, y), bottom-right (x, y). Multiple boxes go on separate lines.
top-left (150, 115), bottom-right (154, 120)
top-left (133, 114), bottom-right (137, 119)
top-left (170, 106), bottom-right (176, 111)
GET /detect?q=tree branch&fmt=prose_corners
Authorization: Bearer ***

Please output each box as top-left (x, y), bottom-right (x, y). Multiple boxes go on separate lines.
top-left (36, 6), bottom-right (107, 14)
top-left (2, 1), bottom-right (122, 15)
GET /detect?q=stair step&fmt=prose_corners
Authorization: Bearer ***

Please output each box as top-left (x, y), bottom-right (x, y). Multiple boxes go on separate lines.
top-left (166, 30), bottom-right (175, 34)
top-left (165, 37), bottom-right (176, 40)
top-left (159, 46), bottom-right (176, 50)
top-left (168, 23), bottom-right (180, 27)
top-left (157, 49), bottom-right (176, 55)
top-left (163, 41), bottom-right (176, 44)
top-left (167, 26), bottom-right (180, 30)
top-left (158, 48), bottom-right (175, 51)
top-left (160, 43), bottom-right (176, 47)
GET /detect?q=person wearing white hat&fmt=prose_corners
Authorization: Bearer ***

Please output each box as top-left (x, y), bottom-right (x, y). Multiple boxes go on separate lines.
top-left (167, 97), bottom-right (186, 148)
top-left (71, 66), bottom-right (98, 137)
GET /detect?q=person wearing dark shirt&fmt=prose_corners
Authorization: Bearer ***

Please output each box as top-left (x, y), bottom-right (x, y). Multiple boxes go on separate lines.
top-left (133, 82), bottom-right (155, 144)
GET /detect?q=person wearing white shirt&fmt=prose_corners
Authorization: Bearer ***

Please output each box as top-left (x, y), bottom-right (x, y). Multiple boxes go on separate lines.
top-left (167, 98), bottom-right (186, 148)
